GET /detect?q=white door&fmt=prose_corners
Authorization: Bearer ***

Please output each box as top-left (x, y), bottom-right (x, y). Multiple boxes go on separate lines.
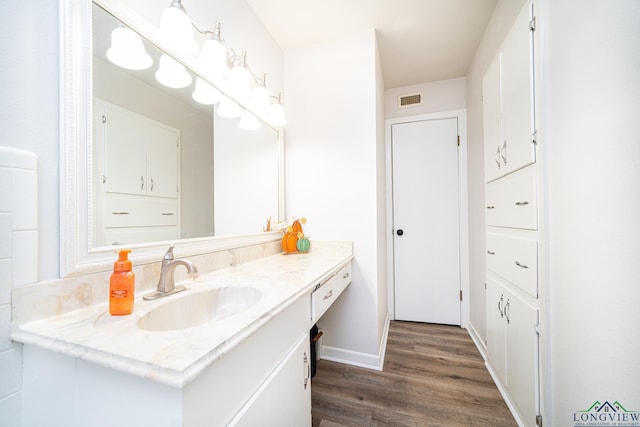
top-left (392, 118), bottom-right (461, 325)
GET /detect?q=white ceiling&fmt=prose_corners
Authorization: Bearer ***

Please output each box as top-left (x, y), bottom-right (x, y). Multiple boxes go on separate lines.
top-left (245, 0), bottom-right (497, 89)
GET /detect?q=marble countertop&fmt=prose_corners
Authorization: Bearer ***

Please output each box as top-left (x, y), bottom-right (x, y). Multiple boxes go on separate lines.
top-left (12, 241), bottom-right (353, 388)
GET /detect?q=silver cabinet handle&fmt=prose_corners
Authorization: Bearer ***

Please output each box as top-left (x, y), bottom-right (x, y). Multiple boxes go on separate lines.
top-left (504, 299), bottom-right (511, 324)
top-left (140, 176), bottom-right (145, 190)
top-left (323, 290), bottom-right (334, 300)
top-left (515, 201), bottom-right (529, 206)
top-left (342, 272), bottom-right (350, 279)
top-left (150, 177), bottom-right (154, 192)
top-left (303, 352), bottom-right (310, 390)
top-left (498, 294), bottom-right (504, 318)
top-left (161, 212), bottom-right (175, 216)
top-left (487, 250), bottom-right (495, 255)
top-left (486, 205), bottom-right (495, 210)
top-left (501, 141), bottom-right (508, 165)
top-left (111, 212), bottom-right (130, 215)
top-left (515, 261), bottom-right (529, 269)
top-left (495, 145), bottom-right (501, 169)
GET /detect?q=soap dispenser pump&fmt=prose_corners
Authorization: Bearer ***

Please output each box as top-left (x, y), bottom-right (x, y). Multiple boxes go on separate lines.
top-left (109, 249), bottom-right (135, 315)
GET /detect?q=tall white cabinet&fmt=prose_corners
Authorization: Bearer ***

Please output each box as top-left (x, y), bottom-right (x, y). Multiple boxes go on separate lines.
top-left (482, 2), bottom-right (542, 426)
top-left (94, 99), bottom-right (181, 246)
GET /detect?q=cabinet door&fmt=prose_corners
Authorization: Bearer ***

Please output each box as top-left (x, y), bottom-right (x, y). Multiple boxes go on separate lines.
top-left (145, 122), bottom-right (179, 198)
top-left (103, 104), bottom-right (147, 196)
top-left (483, 55), bottom-right (503, 183)
top-left (231, 333), bottom-right (312, 427)
top-left (486, 276), bottom-right (507, 384)
top-left (500, 2), bottom-right (536, 176)
top-left (505, 289), bottom-right (539, 425)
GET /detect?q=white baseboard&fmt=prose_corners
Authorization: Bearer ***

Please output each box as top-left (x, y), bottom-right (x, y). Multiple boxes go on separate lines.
top-left (466, 321), bottom-right (487, 361)
top-left (318, 314), bottom-right (391, 371)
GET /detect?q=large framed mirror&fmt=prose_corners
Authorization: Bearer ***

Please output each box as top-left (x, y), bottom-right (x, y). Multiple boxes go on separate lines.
top-left (60, 0), bottom-right (284, 277)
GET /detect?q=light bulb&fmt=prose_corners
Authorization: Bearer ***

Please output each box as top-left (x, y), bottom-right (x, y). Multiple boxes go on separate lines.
top-left (228, 52), bottom-right (251, 98)
top-left (106, 26), bottom-right (152, 71)
top-left (196, 28), bottom-right (229, 80)
top-left (155, 54), bottom-right (192, 89)
top-left (157, 0), bottom-right (198, 56)
top-left (251, 84), bottom-right (270, 114)
top-left (268, 102), bottom-right (287, 127)
top-left (192, 78), bottom-right (222, 105)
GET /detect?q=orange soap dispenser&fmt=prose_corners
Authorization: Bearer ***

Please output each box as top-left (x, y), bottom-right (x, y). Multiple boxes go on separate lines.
top-left (109, 249), bottom-right (135, 315)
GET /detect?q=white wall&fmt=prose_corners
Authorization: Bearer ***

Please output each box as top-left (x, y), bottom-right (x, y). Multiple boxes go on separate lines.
top-left (541, 0), bottom-right (640, 423)
top-left (385, 77), bottom-right (466, 119)
top-left (465, 0), bottom-right (527, 345)
top-left (284, 29), bottom-right (388, 366)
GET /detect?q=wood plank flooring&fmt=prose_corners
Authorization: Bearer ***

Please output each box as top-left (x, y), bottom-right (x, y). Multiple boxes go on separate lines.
top-left (311, 321), bottom-right (516, 426)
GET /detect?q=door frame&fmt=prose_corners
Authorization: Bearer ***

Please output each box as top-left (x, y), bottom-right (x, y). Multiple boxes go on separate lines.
top-left (385, 109), bottom-right (470, 327)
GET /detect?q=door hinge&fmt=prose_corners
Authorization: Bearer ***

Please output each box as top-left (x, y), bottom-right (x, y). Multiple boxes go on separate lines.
top-left (457, 135), bottom-right (460, 146)
top-left (535, 322), bottom-right (542, 336)
top-left (460, 290), bottom-right (463, 301)
top-left (536, 414), bottom-right (543, 426)
top-left (529, 17), bottom-right (536, 31)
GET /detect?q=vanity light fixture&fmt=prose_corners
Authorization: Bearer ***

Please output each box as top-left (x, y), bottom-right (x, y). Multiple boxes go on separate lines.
top-left (195, 22), bottom-right (229, 80)
top-left (238, 110), bottom-right (261, 131)
top-left (106, 26), bottom-right (152, 71)
top-left (192, 77), bottom-right (222, 105)
top-left (155, 54), bottom-right (193, 89)
top-left (250, 74), bottom-right (271, 114)
top-left (157, 0), bottom-right (198, 55)
top-left (228, 51), bottom-right (252, 98)
top-left (267, 93), bottom-right (287, 127)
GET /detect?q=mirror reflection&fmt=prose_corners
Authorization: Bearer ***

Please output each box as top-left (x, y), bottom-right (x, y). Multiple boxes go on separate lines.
top-left (91, 3), bottom-right (280, 247)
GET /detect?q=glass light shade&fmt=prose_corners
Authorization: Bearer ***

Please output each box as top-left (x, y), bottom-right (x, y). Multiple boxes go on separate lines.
top-left (228, 63), bottom-right (251, 98)
top-left (250, 84), bottom-right (271, 114)
top-left (196, 38), bottom-right (228, 79)
top-left (106, 27), bottom-right (152, 71)
top-left (268, 103), bottom-right (287, 127)
top-left (192, 78), bottom-right (222, 105)
top-left (155, 54), bottom-right (192, 89)
top-left (238, 110), bottom-right (261, 131)
top-left (216, 96), bottom-right (242, 119)
top-left (157, 2), bottom-right (198, 55)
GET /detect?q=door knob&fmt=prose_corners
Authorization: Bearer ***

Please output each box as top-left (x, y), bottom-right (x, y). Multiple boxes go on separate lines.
top-left (396, 229), bottom-right (404, 236)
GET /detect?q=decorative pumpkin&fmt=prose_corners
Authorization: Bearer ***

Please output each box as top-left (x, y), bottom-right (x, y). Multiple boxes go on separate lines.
top-left (281, 231), bottom-right (299, 253)
top-left (291, 219), bottom-right (303, 234)
top-left (296, 236), bottom-right (311, 253)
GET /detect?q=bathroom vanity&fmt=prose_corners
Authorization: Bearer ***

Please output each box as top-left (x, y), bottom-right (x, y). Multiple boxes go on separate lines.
top-left (13, 242), bottom-right (352, 427)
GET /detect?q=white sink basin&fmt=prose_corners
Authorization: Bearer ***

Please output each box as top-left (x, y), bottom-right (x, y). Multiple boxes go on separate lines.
top-left (138, 286), bottom-right (262, 331)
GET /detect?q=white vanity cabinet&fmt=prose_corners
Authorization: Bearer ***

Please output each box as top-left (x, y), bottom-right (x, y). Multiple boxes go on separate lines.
top-left (482, 2), bottom-right (541, 426)
top-left (93, 98), bottom-right (180, 246)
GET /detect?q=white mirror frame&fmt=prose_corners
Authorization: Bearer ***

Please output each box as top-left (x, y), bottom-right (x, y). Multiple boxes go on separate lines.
top-left (59, 0), bottom-right (284, 277)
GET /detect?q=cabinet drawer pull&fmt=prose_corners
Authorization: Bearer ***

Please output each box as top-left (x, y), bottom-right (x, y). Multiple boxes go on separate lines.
top-left (515, 201), bottom-right (529, 206)
top-left (303, 352), bottom-right (310, 390)
top-left (515, 261), bottom-right (529, 269)
top-left (323, 290), bottom-right (334, 300)
top-left (342, 272), bottom-right (350, 279)
top-left (141, 176), bottom-right (145, 190)
top-left (504, 299), bottom-right (511, 324)
top-left (487, 250), bottom-right (495, 255)
top-left (111, 211), bottom-right (130, 215)
top-left (498, 294), bottom-right (504, 317)
top-left (150, 177), bottom-right (155, 192)
top-left (161, 212), bottom-right (175, 216)
top-left (486, 205), bottom-right (495, 210)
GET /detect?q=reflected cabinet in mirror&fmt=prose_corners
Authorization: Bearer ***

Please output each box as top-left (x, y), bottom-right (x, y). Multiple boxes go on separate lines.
top-left (59, 0), bottom-right (283, 276)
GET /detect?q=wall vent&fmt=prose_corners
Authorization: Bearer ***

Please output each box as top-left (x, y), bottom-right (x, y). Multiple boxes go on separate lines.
top-left (398, 92), bottom-right (423, 108)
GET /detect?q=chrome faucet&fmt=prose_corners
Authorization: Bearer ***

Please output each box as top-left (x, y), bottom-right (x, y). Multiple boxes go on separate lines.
top-left (144, 244), bottom-right (198, 300)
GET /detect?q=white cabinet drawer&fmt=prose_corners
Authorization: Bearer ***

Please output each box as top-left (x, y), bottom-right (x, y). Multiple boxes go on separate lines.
top-left (486, 231), bottom-right (538, 297)
top-left (486, 171), bottom-right (537, 230)
top-left (311, 263), bottom-right (352, 322)
top-left (105, 196), bottom-right (178, 227)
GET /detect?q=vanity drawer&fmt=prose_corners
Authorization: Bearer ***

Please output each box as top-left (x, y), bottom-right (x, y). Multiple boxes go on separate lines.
top-left (486, 231), bottom-right (538, 297)
top-left (105, 196), bottom-right (178, 227)
top-left (486, 171), bottom-right (537, 230)
top-left (311, 263), bottom-right (352, 322)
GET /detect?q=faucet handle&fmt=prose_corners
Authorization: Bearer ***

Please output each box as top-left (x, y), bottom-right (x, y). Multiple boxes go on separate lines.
top-left (163, 244), bottom-right (176, 261)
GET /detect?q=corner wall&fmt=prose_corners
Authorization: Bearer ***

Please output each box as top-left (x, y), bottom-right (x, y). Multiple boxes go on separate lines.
top-left (284, 29), bottom-right (388, 367)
